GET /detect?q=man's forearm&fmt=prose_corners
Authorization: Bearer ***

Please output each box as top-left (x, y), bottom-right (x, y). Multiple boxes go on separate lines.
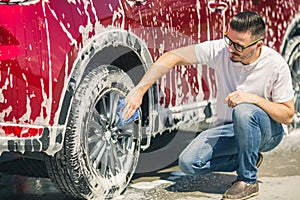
top-left (136, 45), bottom-right (198, 92)
top-left (123, 45), bottom-right (198, 120)
top-left (226, 90), bottom-right (294, 125)
top-left (255, 97), bottom-right (294, 125)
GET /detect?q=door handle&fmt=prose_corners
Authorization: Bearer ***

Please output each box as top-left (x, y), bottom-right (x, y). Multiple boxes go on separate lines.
top-left (208, 0), bottom-right (228, 14)
top-left (127, 0), bottom-right (147, 6)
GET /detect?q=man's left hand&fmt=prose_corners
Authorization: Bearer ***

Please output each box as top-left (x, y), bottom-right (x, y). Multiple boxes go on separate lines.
top-left (225, 90), bottom-right (259, 108)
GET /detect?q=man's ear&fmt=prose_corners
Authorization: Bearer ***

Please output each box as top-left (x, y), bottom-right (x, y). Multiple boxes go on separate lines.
top-left (256, 40), bottom-right (264, 49)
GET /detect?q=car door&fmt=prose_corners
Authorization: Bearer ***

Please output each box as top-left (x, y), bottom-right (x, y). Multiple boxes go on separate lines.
top-left (122, 0), bottom-right (222, 131)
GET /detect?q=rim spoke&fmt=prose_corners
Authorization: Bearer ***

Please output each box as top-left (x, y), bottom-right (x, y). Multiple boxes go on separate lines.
top-left (119, 128), bottom-right (134, 139)
top-left (93, 142), bottom-right (107, 170)
top-left (114, 128), bottom-right (132, 139)
top-left (112, 143), bottom-right (122, 172)
top-left (108, 92), bottom-right (120, 126)
top-left (109, 145), bottom-right (122, 185)
top-left (126, 137), bottom-right (133, 151)
top-left (115, 140), bottom-right (126, 155)
top-left (108, 143), bottom-right (117, 175)
top-left (90, 115), bottom-right (104, 132)
top-left (90, 139), bottom-right (105, 161)
top-left (88, 133), bottom-right (101, 144)
top-left (97, 97), bottom-right (109, 124)
top-left (100, 149), bottom-right (109, 177)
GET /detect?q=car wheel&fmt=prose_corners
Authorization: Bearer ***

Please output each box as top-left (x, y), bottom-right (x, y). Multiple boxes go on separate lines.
top-left (45, 65), bottom-right (141, 199)
top-left (283, 36), bottom-right (300, 131)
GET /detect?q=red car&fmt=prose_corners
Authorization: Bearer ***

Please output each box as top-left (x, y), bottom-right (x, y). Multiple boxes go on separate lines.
top-left (0, 0), bottom-right (299, 199)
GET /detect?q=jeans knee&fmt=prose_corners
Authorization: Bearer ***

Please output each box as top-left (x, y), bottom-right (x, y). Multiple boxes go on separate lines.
top-left (233, 103), bottom-right (264, 124)
top-left (178, 153), bottom-right (209, 175)
top-left (178, 153), bottom-right (194, 175)
top-left (233, 104), bottom-right (251, 121)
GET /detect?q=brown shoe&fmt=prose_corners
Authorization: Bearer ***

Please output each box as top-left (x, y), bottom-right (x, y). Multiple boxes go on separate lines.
top-left (223, 181), bottom-right (259, 200)
top-left (256, 152), bottom-right (263, 168)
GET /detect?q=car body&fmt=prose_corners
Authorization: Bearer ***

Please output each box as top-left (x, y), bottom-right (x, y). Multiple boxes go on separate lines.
top-left (0, 0), bottom-right (300, 199)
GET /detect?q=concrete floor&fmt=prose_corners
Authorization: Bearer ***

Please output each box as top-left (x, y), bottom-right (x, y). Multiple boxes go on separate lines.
top-left (0, 130), bottom-right (299, 200)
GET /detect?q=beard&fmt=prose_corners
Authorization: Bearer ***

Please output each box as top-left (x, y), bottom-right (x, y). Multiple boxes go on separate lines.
top-left (229, 48), bottom-right (256, 64)
top-left (229, 52), bottom-right (242, 62)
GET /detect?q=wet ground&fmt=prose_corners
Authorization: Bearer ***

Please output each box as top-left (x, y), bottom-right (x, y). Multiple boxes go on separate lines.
top-left (0, 130), bottom-right (300, 200)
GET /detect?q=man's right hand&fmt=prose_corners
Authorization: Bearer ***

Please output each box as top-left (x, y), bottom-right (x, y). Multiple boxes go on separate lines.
top-left (122, 87), bottom-right (144, 121)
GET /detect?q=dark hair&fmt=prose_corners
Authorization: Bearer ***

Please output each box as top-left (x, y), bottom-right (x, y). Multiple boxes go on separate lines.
top-left (230, 11), bottom-right (266, 39)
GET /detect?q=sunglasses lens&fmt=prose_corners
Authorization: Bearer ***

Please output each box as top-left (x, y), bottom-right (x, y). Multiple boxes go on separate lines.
top-left (224, 36), bottom-right (231, 45)
top-left (234, 44), bottom-right (243, 52)
top-left (224, 36), bottom-right (242, 52)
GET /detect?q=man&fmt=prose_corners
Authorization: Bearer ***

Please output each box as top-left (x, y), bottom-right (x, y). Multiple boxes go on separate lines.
top-left (122, 11), bottom-right (294, 200)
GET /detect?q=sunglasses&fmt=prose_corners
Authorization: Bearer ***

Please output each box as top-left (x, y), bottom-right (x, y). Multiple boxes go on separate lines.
top-left (224, 32), bottom-right (264, 52)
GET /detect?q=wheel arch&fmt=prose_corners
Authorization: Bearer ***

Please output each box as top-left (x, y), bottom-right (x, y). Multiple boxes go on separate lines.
top-left (280, 14), bottom-right (300, 57)
top-left (280, 14), bottom-right (300, 131)
top-left (57, 29), bottom-right (156, 130)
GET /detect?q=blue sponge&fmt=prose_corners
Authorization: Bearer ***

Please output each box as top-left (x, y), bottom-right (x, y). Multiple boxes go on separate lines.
top-left (117, 97), bottom-right (139, 126)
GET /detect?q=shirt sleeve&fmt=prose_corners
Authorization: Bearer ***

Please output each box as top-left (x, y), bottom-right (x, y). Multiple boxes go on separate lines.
top-left (194, 39), bottom-right (225, 67)
top-left (272, 62), bottom-right (294, 102)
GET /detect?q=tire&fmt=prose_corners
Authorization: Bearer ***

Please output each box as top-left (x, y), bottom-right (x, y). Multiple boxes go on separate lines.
top-left (283, 36), bottom-right (300, 131)
top-left (45, 65), bottom-right (142, 199)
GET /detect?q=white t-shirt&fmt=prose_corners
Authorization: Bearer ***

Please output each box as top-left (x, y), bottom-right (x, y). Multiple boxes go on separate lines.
top-left (195, 39), bottom-right (294, 122)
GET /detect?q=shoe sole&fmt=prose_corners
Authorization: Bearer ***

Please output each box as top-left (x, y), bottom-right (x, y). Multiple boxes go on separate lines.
top-left (222, 191), bottom-right (259, 200)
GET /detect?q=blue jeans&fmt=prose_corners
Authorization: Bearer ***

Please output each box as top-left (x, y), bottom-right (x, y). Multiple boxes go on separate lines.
top-left (178, 103), bottom-right (284, 184)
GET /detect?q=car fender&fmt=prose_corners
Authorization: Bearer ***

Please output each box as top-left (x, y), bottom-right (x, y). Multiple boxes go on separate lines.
top-left (55, 29), bottom-right (157, 151)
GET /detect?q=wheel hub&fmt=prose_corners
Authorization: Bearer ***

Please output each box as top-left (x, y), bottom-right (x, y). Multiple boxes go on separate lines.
top-left (104, 130), bottom-right (112, 140)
